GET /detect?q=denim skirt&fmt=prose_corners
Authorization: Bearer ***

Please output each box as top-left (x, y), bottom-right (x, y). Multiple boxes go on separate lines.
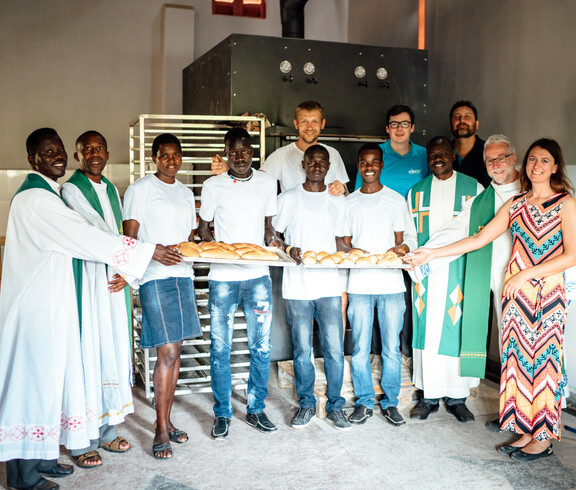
top-left (139, 277), bottom-right (202, 348)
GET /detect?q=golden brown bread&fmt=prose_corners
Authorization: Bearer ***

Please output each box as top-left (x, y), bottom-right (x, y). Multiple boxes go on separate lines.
top-left (319, 255), bottom-right (336, 265)
top-left (178, 241), bottom-right (201, 258)
top-left (302, 253), bottom-right (317, 265)
top-left (340, 257), bottom-right (355, 265)
top-left (240, 250), bottom-right (279, 261)
top-left (355, 256), bottom-right (371, 264)
top-left (315, 251), bottom-right (330, 261)
top-left (199, 248), bottom-right (241, 260)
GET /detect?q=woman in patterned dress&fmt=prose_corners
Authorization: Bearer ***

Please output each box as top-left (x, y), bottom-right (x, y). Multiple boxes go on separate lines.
top-left (405, 138), bottom-right (576, 461)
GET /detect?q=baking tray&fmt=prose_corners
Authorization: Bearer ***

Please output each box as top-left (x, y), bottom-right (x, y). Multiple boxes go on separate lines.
top-left (301, 262), bottom-right (411, 269)
top-left (182, 247), bottom-right (296, 267)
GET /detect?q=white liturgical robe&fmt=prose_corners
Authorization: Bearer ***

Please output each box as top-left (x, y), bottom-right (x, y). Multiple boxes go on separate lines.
top-left (0, 172), bottom-right (154, 461)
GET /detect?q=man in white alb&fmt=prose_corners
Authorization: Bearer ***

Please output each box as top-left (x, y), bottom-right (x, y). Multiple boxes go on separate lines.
top-left (61, 131), bottom-right (134, 468)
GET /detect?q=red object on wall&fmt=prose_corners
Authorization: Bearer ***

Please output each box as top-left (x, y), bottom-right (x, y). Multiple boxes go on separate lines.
top-left (212, 0), bottom-right (266, 19)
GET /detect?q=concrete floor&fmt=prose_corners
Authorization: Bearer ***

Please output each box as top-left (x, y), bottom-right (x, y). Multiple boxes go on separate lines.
top-left (2, 366), bottom-right (576, 489)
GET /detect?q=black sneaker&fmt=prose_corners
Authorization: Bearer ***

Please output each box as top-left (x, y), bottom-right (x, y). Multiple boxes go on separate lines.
top-left (246, 412), bottom-right (278, 433)
top-left (381, 406), bottom-right (406, 426)
top-left (326, 410), bottom-right (352, 431)
top-left (291, 407), bottom-right (316, 429)
top-left (348, 405), bottom-right (374, 425)
top-left (211, 417), bottom-right (231, 440)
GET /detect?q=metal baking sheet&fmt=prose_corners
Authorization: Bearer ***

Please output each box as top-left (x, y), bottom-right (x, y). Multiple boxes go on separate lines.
top-left (301, 262), bottom-right (411, 269)
top-left (182, 247), bottom-right (296, 267)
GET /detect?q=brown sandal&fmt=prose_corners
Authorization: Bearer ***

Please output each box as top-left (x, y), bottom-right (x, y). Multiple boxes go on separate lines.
top-left (72, 450), bottom-right (103, 468)
top-left (99, 435), bottom-right (131, 453)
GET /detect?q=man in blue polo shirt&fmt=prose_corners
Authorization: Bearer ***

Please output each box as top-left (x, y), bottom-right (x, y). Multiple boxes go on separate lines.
top-left (354, 104), bottom-right (428, 198)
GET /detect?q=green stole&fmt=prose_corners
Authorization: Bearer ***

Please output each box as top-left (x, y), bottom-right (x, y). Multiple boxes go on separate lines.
top-left (13, 173), bottom-right (84, 330)
top-left (410, 173), bottom-right (479, 357)
top-left (460, 185), bottom-right (495, 377)
top-left (65, 170), bottom-right (133, 340)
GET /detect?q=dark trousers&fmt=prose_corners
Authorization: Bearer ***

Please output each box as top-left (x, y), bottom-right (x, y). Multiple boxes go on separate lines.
top-left (399, 271), bottom-right (413, 357)
top-left (6, 459), bottom-right (57, 488)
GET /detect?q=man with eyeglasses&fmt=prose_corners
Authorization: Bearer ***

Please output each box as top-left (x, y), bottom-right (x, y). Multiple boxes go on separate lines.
top-left (354, 104), bottom-right (428, 199)
top-left (449, 100), bottom-right (491, 188)
top-left (404, 136), bottom-right (483, 423)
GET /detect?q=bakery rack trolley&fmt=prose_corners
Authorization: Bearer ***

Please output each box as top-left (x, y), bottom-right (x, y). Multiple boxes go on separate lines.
top-left (128, 114), bottom-right (267, 399)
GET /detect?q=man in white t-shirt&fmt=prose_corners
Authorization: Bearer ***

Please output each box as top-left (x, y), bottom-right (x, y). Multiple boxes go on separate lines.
top-left (273, 144), bottom-right (351, 432)
top-left (198, 128), bottom-right (282, 440)
top-left (211, 101), bottom-right (349, 196)
top-left (344, 143), bottom-right (411, 427)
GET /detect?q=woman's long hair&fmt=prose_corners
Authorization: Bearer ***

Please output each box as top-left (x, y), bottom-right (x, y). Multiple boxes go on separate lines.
top-left (519, 138), bottom-right (574, 194)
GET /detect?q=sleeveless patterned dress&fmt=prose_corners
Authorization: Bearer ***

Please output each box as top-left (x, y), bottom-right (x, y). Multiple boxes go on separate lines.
top-left (500, 192), bottom-right (568, 440)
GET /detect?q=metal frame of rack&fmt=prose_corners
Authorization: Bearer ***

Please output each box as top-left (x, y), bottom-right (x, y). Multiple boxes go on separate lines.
top-left (129, 114), bottom-right (267, 399)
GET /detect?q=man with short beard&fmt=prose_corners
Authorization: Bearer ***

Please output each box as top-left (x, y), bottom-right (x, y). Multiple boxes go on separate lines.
top-left (450, 100), bottom-right (491, 187)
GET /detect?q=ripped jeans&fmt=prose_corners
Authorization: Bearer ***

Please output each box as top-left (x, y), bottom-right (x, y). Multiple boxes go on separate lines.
top-left (208, 276), bottom-right (273, 417)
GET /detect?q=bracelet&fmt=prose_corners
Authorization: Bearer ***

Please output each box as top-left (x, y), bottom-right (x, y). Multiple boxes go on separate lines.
top-left (286, 245), bottom-right (293, 255)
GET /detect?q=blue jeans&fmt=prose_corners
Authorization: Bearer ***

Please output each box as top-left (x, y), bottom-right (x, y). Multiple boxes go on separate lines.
top-left (209, 276), bottom-right (273, 418)
top-left (285, 296), bottom-right (345, 412)
top-left (348, 293), bottom-right (405, 409)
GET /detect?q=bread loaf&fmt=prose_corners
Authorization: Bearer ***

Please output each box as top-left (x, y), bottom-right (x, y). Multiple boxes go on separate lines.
top-left (320, 255), bottom-right (336, 265)
top-left (355, 256), bottom-right (371, 264)
top-left (200, 248), bottom-right (241, 260)
top-left (240, 250), bottom-right (279, 261)
top-left (302, 252), bottom-right (317, 265)
top-left (340, 257), bottom-right (355, 265)
top-left (178, 241), bottom-right (201, 258)
top-left (367, 254), bottom-right (379, 265)
top-left (315, 251), bottom-right (330, 261)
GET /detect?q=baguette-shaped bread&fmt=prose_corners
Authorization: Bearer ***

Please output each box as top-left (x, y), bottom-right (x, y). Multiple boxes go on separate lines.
top-left (240, 250), bottom-right (279, 261)
top-left (178, 241), bottom-right (201, 257)
top-left (200, 248), bottom-right (241, 259)
top-left (201, 241), bottom-right (234, 251)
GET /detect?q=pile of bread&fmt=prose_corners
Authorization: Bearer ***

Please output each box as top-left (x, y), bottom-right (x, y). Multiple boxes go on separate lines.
top-left (301, 249), bottom-right (403, 266)
top-left (177, 241), bottom-right (279, 261)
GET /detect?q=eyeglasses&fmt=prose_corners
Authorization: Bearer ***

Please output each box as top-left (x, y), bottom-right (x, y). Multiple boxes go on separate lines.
top-left (388, 121), bottom-right (412, 129)
top-left (485, 153), bottom-right (512, 166)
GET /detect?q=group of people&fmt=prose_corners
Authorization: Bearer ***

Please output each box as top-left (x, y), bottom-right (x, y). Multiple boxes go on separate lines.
top-left (0, 98), bottom-right (573, 489)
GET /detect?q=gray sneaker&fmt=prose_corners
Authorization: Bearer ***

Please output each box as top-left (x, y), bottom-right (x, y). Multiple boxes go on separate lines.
top-left (291, 407), bottom-right (316, 429)
top-left (326, 410), bottom-right (352, 431)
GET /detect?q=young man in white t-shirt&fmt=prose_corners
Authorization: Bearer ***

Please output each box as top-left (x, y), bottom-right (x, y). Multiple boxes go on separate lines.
top-left (344, 143), bottom-right (411, 427)
top-left (211, 101), bottom-right (349, 196)
top-left (273, 144), bottom-right (351, 431)
top-left (198, 128), bottom-right (282, 440)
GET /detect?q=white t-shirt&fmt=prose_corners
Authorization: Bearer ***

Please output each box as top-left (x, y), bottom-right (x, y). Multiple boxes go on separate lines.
top-left (261, 142), bottom-right (350, 192)
top-left (274, 185), bottom-right (347, 300)
top-left (123, 174), bottom-right (197, 284)
top-left (199, 170), bottom-right (277, 282)
top-left (345, 187), bottom-right (407, 295)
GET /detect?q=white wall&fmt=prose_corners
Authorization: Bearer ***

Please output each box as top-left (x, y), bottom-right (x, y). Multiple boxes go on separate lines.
top-left (0, 0), bottom-right (348, 232)
top-left (0, 0), bottom-right (348, 172)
